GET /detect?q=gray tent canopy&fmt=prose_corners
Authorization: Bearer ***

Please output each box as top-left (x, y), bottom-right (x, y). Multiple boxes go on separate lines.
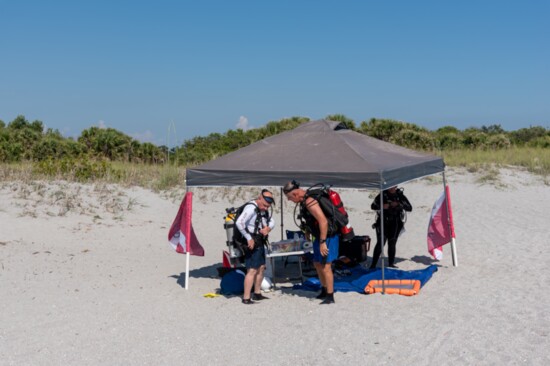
top-left (186, 119), bottom-right (444, 189)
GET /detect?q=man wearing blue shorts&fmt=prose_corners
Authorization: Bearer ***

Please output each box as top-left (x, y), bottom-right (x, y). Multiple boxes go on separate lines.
top-left (283, 181), bottom-right (339, 305)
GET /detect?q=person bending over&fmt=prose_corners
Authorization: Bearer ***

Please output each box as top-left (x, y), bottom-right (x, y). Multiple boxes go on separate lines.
top-left (283, 180), bottom-right (338, 305)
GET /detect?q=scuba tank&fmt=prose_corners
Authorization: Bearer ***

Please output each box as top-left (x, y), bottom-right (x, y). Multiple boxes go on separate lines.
top-left (223, 208), bottom-right (241, 258)
top-left (327, 188), bottom-right (355, 241)
top-left (224, 211), bottom-right (235, 244)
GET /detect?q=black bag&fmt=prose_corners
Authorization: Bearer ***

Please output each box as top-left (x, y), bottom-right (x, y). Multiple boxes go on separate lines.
top-left (338, 235), bottom-right (371, 263)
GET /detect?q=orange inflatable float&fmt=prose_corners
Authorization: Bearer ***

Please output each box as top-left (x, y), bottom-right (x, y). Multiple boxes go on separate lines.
top-left (364, 279), bottom-right (421, 296)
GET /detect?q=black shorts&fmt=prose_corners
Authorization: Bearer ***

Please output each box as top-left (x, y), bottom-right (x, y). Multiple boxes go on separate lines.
top-left (245, 237), bottom-right (266, 269)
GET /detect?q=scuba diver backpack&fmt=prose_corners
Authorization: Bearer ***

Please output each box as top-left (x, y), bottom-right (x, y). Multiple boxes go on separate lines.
top-left (299, 184), bottom-right (355, 242)
top-left (225, 202), bottom-right (269, 256)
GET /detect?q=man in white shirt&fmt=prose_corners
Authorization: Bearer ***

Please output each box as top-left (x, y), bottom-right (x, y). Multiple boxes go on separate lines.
top-left (236, 189), bottom-right (275, 304)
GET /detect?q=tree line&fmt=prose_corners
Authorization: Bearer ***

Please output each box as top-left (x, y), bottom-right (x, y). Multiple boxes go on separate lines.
top-left (1, 114), bottom-right (549, 166)
top-left (0, 115), bottom-right (166, 164)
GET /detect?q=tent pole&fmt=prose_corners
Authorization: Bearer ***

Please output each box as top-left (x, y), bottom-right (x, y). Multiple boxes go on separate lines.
top-left (379, 185), bottom-right (386, 294)
top-left (442, 172), bottom-right (458, 267)
top-left (280, 187), bottom-right (284, 240)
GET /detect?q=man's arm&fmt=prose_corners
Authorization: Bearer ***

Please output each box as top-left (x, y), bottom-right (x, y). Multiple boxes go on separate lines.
top-left (306, 197), bottom-right (329, 256)
top-left (259, 214), bottom-right (275, 236)
top-left (267, 215), bottom-right (276, 230)
top-left (235, 204), bottom-right (255, 241)
top-left (371, 193), bottom-right (388, 210)
top-left (399, 193), bottom-right (413, 212)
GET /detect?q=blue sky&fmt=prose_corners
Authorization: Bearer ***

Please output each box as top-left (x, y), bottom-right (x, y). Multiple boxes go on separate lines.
top-left (1, 0), bottom-right (549, 146)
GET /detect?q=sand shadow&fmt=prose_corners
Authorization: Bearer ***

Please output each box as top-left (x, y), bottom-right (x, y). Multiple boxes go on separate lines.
top-left (170, 273), bottom-right (187, 288)
top-left (409, 255), bottom-right (439, 266)
top-left (362, 256), bottom-right (404, 268)
top-left (276, 285), bottom-right (320, 299)
top-left (169, 262), bottom-right (224, 288)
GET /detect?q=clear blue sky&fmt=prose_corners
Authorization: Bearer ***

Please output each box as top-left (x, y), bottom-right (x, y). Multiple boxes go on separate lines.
top-left (1, 0), bottom-right (549, 146)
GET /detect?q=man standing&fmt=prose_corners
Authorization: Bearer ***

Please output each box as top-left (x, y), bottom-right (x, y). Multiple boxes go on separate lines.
top-left (236, 189), bottom-right (275, 304)
top-left (370, 186), bottom-right (412, 269)
top-left (283, 181), bottom-right (338, 305)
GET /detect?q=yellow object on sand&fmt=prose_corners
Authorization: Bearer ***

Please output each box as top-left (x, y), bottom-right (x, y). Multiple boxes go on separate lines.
top-left (203, 293), bottom-right (221, 298)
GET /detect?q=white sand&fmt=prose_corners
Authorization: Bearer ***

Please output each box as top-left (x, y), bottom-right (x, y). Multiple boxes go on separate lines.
top-left (1, 168), bottom-right (549, 365)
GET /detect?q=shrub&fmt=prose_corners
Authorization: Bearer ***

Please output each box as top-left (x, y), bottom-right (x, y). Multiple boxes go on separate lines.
top-left (509, 126), bottom-right (547, 145)
top-left (435, 132), bottom-right (463, 150)
top-left (486, 134), bottom-right (511, 149)
top-left (528, 135), bottom-right (550, 148)
top-left (359, 118), bottom-right (428, 142)
top-left (462, 130), bottom-right (488, 149)
top-left (391, 129), bottom-right (435, 150)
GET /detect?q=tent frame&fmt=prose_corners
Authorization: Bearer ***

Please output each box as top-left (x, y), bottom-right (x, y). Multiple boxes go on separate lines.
top-left (185, 119), bottom-right (457, 291)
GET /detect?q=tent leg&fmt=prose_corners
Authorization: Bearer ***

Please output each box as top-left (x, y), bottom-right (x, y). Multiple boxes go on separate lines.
top-left (379, 186), bottom-right (386, 294)
top-left (280, 187), bottom-right (284, 241)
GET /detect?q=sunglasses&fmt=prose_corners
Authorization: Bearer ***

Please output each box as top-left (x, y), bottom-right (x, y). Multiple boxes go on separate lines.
top-left (261, 189), bottom-right (274, 204)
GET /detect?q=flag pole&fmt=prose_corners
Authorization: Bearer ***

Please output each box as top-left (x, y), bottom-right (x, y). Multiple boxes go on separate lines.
top-left (185, 251), bottom-right (190, 290)
top-left (442, 172), bottom-right (458, 267)
top-left (185, 187), bottom-right (190, 290)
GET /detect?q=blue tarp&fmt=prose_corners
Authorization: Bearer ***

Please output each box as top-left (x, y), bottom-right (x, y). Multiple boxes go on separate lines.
top-left (295, 265), bottom-right (438, 294)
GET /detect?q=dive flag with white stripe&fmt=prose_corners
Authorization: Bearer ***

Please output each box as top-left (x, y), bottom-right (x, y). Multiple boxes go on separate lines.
top-left (427, 185), bottom-right (455, 260)
top-left (168, 192), bottom-right (204, 256)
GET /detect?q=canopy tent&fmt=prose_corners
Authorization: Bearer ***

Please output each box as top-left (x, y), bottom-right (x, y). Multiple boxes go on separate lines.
top-left (186, 119), bottom-right (445, 189)
top-left (183, 119), bottom-right (456, 290)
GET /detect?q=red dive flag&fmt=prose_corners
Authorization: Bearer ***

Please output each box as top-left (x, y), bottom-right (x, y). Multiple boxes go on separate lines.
top-left (427, 185), bottom-right (455, 260)
top-left (222, 250), bottom-right (234, 268)
top-left (168, 192), bottom-right (204, 256)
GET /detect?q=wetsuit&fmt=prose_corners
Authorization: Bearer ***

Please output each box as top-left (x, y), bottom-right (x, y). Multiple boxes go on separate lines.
top-left (370, 189), bottom-right (412, 268)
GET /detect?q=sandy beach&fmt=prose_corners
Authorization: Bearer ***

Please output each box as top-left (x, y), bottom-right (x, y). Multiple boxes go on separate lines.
top-left (1, 168), bottom-right (549, 365)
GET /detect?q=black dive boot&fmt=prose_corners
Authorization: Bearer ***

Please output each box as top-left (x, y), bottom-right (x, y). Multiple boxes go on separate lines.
top-left (316, 287), bottom-right (327, 299)
top-left (320, 293), bottom-right (335, 305)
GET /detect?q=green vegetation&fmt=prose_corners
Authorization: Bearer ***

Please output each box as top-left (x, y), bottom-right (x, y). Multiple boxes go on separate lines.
top-left (441, 147), bottom-right (550, 175)
top-left (1, 114), bottom-right (549, 189)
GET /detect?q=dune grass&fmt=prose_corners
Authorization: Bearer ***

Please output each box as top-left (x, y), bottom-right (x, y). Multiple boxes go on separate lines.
top-left (439, 147), bottom-right (550, 176)
top-left (107, 162), bottom-right (185, 190)
top-left (0, 160), bottom-right (186, 191)
top-left (1, 147), bottom-right (548, 190)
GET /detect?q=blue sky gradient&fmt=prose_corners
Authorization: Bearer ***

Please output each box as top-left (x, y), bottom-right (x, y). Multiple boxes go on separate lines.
top-left (1, 0), bottom-right (549, 146)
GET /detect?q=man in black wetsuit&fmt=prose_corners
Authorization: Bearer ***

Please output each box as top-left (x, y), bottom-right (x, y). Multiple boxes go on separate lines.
top-left (369, 186), bottom-right (412, 269)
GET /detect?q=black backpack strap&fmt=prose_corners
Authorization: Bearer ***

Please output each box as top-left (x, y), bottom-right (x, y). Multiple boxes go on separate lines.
top-left (242, 202), bottom-right (261, 235)
top-left (241, 201), bottom-right (267, 237)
